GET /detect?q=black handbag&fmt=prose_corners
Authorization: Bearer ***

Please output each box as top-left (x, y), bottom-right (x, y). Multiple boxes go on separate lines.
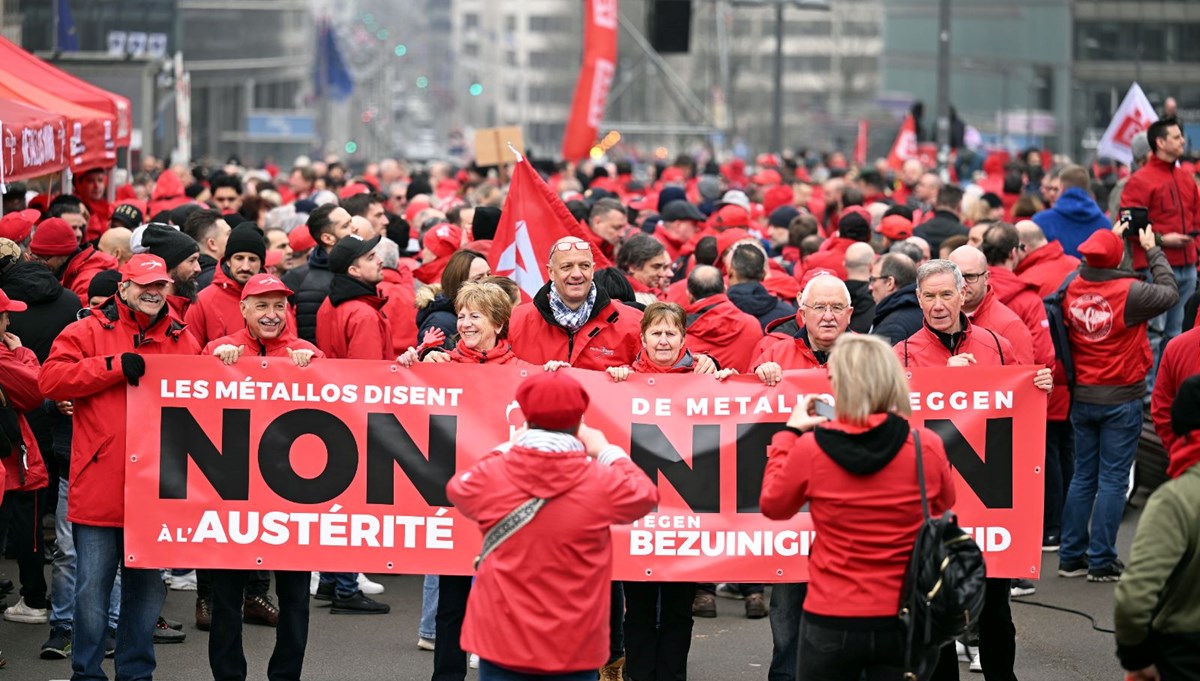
top-left (898, 430), bottom-right (988, 681)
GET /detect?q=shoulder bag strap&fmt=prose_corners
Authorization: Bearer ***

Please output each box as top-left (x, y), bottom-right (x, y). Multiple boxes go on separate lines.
top-left (983, 328), bottom-right (1005, 366)
top-left (474, 497), bottom-right (547, 570)
top-left (913, 429), bottom-right (930, 521)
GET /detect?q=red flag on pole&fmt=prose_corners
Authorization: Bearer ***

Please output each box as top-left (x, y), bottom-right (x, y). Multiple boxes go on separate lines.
top-left (854, 119), bottom-right (869, 166)
top-left (490, 158), bottom-right (613, 301)
top-left (886, 113), bottom-right (918, 171)
top-left (561, 0), bottom-right (618, 161)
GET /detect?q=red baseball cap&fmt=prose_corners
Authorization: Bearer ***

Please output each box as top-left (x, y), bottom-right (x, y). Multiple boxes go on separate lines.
top-left (120, 254), bottom-right (174, 285)
top-left (423, 223), bottom-right (462, 260)
top-left (879, 215), bottom-right (914, 241)
top-left (0, 209), bottom-right (40, 243)
top-left (264, 249), bottom-right (285, 269)
top-left (751, 169), bottom-right (783, 186)
top-left (0, 289), bottom-right (28, 314)
top-left (515, 371), bottom-right (590, 431)
top-left (709, 204), bottom-right (750, 230)
top-left (338, 183), bottom-right (371, 200)
top-left (288, 225), bottom-right (317, 253)
top-left (240, 273), bottom-right (294, 300)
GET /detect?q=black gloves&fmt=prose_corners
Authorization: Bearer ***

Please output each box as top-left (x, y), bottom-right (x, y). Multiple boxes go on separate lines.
top-left (121, 353), bottom-right (146, 386)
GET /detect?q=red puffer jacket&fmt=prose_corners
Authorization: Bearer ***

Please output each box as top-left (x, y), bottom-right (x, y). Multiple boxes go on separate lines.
top-left (61, 246), bottom-right (118, 308)
top-left (0, 345), bottom-right (48, 493)
top-left (895, 315), bottom-right (1015, 368)
top-left (1014, 241), bottom-right (1080, 298)
top-left (185, 265), bottom-right (245, 348)
top-left (201, 327), bottom-right (323, 359)
top-left (987, 268), bottom-right (1054, 369)
top-left (762, 415), bottom-right (955, 618)
top-left (39, 298), bottom-right (200, 527)
top-left (447, 435), bottom-right (657, 674)
top-left (509, 284), bottom-right (643, 371)
top-left (683, 294), bottom-right (763, 373)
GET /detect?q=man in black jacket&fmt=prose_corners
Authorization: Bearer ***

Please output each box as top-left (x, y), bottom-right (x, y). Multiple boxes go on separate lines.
top-left (868, 253), bottom-right (922, 344)
top-left (913, 184), bottom-right (968, 255)
top-left (282, 204), bottom-right (353, 343)
top-left (842, 242), bottom-right (877, 333)
top-left (726, 244), bottom-right (796, 332)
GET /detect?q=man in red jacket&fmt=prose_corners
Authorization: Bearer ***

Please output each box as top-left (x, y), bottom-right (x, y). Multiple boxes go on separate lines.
top-left (74, 167), bottom-right (114, 244)
top-left (447, 371), bottom-right (657, 679)
top-left (27, 217), bottom-right (118, 307)
top-left (0, 292), bottom-right (50, 625)
top-left (753, 274), bottom-right (854, 384)
top-left (1151, 324), bottom-right (1200, 455)
top-left (186, 223), bottom-right (266, 347)
top-left (796, 207), bottom-right (871, 281)
top-left (202, 272), bottom-right (319, 681)
top-left (315, 235), bottom-right (394, 363)
top-left (1121, 117), bottom-right (1199, 382)
top-left (1014, 220), bottom-right (1080, 297)
top-left (509, 237), bottom-right (644, 370)
top-left (898, 258), bottom-right (1051, 681)
top-left (1059, 224), bottom-right (1178, 584)
top-left (945, 246), bottom-right (1036, 364)
top-left (39, 253), bottom-right (201, 681)
top-left (682, 265), bottom-right (762, 373)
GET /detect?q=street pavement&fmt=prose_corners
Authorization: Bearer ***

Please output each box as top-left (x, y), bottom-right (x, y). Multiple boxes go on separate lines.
top-left (0, 503), bottom-right (1145, 681)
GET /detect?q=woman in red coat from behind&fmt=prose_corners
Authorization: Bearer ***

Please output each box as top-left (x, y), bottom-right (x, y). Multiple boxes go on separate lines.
top-left (761, 334), bottom-right (957, 680)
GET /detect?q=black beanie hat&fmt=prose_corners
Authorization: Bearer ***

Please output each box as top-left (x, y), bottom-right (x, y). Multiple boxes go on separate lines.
top-left (1172, 374), bottom-right (1200, 437)
top-left (87, 269), bottom-right (122, 300)
top-left (471, 206), bottom-right (502, 241)
top-left (140, 224), bottom-right (200, 271)
top-left (223, 222), bottom-right (267, 262)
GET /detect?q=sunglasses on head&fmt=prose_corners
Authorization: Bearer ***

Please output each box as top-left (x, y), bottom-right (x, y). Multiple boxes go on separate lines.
top-left (551, 241), bottom-right (591, 253)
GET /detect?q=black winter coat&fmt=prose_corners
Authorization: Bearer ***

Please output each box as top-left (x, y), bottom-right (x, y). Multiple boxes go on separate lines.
top-left (913, 210), bottom-right (968, 255)
top-left (416, 294), bottom-right (457, 350)
top-left (283, 248), bottom-right (333, 344)
top-left (871, 284), bottom-right (924, 345)
top-left (727, 282), bottom-right (796, 332)
top-left (845, 280), bottom-right (877, 334)
top-left (0, 262), bottom-right (82, 362)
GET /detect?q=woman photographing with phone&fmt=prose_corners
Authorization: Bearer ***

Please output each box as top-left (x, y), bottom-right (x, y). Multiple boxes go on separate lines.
top-left (760, 334), bottom-right (957, 680)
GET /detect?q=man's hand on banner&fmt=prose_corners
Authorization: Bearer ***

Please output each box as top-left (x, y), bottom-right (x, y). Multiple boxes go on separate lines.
top-left (714, 368), bottom-right (738, 382)
top-left (212, 344), bottom-right (245, 366)
top-left (1033, 368), bottom-right (1053, 393)
top-left (606, 366), bottom-right (631, 383)
top-left (395, 348), bottom-right (420, 367)
top-left (424, 351), bottom-right (452, 363)
top-left (947, 353), bottom-right (977, 367)
top-left (543, 361), bottom-right (571, 372)
top-left (286, 348), bottom-right (315, 368)
top-left (755, 362), bottom-right (783, 387)
top-left (120, 352), bottom-right (146, 386)
top-left (693, 354), bottom-right (717, 374)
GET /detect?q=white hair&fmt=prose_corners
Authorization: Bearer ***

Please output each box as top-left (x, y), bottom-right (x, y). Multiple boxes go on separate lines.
top-left (375, 237), bottom-right (400, 269)
top-left (916, 259), bottom-right (965, 291)
top-left (799, 274), bottom-right (851, 306)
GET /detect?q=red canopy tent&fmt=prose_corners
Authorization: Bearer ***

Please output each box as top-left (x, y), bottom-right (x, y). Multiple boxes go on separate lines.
top-left (0, 37), bottom-right (131, 148)
top-left (0, 98), bottom-right (68, 184)
top-left (0, 70), bottom-right (116, 172)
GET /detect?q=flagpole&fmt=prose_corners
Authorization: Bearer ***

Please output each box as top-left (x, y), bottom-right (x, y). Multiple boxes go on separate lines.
top-left (53, 0), bottom-right (60, 53)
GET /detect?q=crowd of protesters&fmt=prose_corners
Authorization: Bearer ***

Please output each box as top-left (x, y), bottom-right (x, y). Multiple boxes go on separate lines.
top-left (0, 116), bottom-right (1199, 681)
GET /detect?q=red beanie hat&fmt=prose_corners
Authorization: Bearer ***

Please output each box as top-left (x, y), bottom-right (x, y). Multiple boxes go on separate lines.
top-left (0, 209), bottom-right (40, 243)
top-left (423, 223), bottom-right (462, 260)
top-left (1078, 229), bottom-right (1123, 269)
top-left (515, 372), bottom-right (590, 431)
top-left (762, 185), bottom-right (795, 216)
top-left (28, 218), bottom-right (79, 256)
top-left (288, 225), bottom-right (317, 252)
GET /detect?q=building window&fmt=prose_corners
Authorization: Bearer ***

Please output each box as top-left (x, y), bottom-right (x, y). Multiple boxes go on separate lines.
top-left (505, 15), bottom-right (516, 32)
top-left (464, 13), bottom-right (479, 30)
top-left (505, 50), bottom-right (517, 66)
top-left (529, 15), bottom-right (573, 32)
top-left (463, 42), bottom-right (480, 58)
top-left (784, 55), bottom-right (831, 71)
top-left (784, 20), bottom-right (832, 36)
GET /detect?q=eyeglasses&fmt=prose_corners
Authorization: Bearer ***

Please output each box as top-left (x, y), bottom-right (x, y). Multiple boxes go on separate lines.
top-left (550, 241), bottom-right (592, 257)
top-left (868, 275), bottom-right (891, 284)
top-left (961, 272), bottom-right (989, 283)
top-left (803, 303), bottom-right (850, 314)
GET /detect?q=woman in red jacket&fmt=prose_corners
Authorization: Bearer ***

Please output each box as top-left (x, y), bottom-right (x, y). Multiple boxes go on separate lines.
top-left (606, 302), bottom-right (733, 681)
top-left (398, 281), bottom-right (567, 681)
top-left (761, 333), bottom-right (956, 680)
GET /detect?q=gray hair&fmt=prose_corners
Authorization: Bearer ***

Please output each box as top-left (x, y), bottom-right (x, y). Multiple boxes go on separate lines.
top-left (916, 259), bottom-right (964, 291)
top-left (799, 274), bottom-right (852, 306)
top-left (375, 237), bottom-right (400, 269)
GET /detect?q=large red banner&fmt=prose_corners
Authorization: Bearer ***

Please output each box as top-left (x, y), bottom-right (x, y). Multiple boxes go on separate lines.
top-left (561, 0), bottom-right (618, 161)
top-left (125, 357), bottom-right (1045, 581)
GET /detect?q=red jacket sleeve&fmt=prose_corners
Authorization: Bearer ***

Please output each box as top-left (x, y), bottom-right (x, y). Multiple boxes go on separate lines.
top-left (38, 324), bottom-right (125, 401)
top-left (1119, 173), bottom-right (1152, 220)
top-left (760, 429), bottom-right (813, 520)
top-left (0, 347), bottom-right (43, 412)
top-left (1151, 341), bottom-right (1183, 452)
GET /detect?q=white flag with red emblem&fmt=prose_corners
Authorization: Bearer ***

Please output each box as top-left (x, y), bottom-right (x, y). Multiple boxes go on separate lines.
top-left (490, 157), bottom-right (612, 302)
top-left (1097, 83), bottom-right (1159, 165)
top-left (886, 113), bottom-right (918, 170)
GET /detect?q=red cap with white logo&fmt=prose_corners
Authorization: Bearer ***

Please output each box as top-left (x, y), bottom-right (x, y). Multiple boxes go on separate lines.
top-left (119, 254), bottom-right (174, 285)
top-left (240, 273), bottom-right (294, 300)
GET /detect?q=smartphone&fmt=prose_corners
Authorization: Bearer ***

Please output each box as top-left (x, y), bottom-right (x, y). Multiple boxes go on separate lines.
top-left (813, 399), bottom-right (835, 420)
top-left (1119, 207), bottom-right (1149, 240)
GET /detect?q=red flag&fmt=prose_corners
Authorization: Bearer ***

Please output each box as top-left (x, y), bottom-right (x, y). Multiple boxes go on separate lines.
top-left (490, 159), bottom-right (612, 301)
top-left (561, 0), bottom-right (618, 161)
top-left (886, 113), bottom-right (918, 171)
top-left (854, 119), bottom-right (869, 166)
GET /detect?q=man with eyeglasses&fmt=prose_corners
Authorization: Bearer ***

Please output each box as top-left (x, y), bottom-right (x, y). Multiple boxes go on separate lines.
top-left (868, 253), bottom-right (922, 345)
top-left (509, 236), bottom-right (644, 371)
top-left (898, 258), bottom-right (1052, 680)
top-left (946, 246), bottom-right (1036, 366)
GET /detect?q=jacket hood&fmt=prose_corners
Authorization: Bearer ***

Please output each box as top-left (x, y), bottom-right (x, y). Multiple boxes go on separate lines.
top-left (814, 413), bottom-right (910, 475)
top-left (1015, 240), bottom-right (1075, 275)
top-left (873, 283), bottom-right (919, 320)
top-left (416, 293), bottom-right (454, 327)
top-left (151, 170), bottom-right (185, 201)
top-left (212, 263), bottom-right (244, 293)
top-left (685, 295), bottom-right (747, 347)
top-left (1052, 187), bottom-right (1107, 222)
top-left (1, 262), bottom-right (68, 304)
top-left (504, 438), bottom-right (593, 499)
top-left (329, 274), bottom-right (385, 308)
top-left (727, 282), bottom-right (781, 316)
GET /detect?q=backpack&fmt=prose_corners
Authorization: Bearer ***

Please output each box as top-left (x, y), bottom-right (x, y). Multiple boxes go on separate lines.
top-left (899, 430), bottom-right (988, 681)
top-left (1042, 271), bottom-right (1079, 389)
